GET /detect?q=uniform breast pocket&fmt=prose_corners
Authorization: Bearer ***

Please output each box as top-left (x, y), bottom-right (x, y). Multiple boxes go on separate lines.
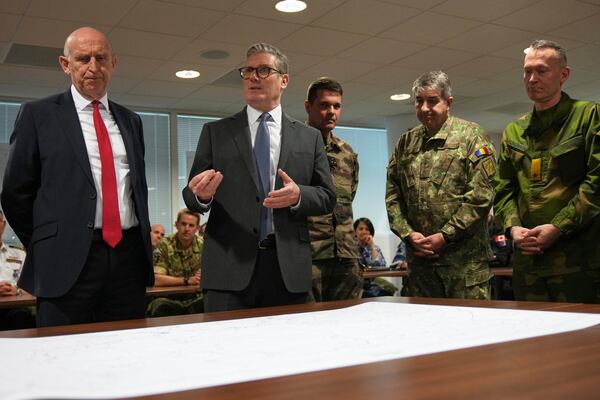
top-left (550, 135), bottom-right (586, 187)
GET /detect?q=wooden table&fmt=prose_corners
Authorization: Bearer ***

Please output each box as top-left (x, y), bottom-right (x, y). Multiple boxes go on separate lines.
top-left (2, 296), bottom-right (599, 399)
top-left (0, 286), bottom-right (200, 309)
top-left (362, 269), bottom-right (407, 279)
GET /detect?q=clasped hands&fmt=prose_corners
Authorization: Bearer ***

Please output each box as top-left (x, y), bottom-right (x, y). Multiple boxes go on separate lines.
top-left (188, 168), bottom-right (300, 208)
top-left (511, 224), bottom-right (561, 255)
top-left (407, 232), bottom-right (447, 258)
top-left (0, 281), bottom-right (18, 296)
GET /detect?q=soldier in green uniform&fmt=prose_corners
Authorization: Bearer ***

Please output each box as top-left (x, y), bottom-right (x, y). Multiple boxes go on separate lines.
top-left (494, 40), bottom-right (600, 303)
top-left (146, 209), bottom-right (204, 316)
top-left (305, 78), bottom-right (362, 301)
top-left (386, 71), bottom-right (496, 299)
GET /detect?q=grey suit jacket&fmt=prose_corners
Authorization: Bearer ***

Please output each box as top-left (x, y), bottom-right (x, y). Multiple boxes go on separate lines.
top-left (1, 90), bottom-right (154, 297)
top-left (183, 108), bottom-right (335, 293)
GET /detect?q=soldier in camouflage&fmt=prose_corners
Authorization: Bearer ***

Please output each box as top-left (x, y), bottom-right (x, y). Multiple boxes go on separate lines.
top-left (146, 209), bottom-right (204, 317)
top-left (386, 71), bottom-right (496, 299)
top-left (305, 78), bottom-right (362, 301)
top-left (150, 223), bottom-right (165, 264)
top-left (494, 40), bottom-right (600, 303)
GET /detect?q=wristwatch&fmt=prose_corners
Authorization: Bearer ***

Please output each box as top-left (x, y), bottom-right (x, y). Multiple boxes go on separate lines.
top-left (183, 277), bottom-right (189, 286)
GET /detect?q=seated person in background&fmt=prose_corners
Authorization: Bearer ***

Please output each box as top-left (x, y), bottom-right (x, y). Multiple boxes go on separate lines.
top-left (354, 218), bottom-right (386, 269)
top-left (0, 210), bottom-right (35, 329)
top-left (390, 241), bottom-right (408, 270)
top-left (147, 209), bottom-right (204, 317)
top-left (150, 223), bottom-right (166, 264)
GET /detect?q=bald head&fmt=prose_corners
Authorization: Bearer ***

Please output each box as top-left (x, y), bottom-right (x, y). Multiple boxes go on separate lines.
top-left (59, 27), bottom-right (116, 100)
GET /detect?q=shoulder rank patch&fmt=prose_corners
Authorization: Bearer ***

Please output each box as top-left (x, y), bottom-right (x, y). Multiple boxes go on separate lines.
top-left (482, 157), bottom-right (496, 178)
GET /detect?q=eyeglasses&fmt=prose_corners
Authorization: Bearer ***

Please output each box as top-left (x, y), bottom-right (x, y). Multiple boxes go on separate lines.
top-left (238, 65), bottom-right (282, 79)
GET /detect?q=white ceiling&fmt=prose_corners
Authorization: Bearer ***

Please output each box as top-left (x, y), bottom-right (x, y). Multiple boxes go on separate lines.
top-left (1, 0), bottom-right (600, 134)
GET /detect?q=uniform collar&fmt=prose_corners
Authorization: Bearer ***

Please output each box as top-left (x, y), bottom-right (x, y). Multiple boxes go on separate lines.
top-left (522, 92), bottom-right (572, 136)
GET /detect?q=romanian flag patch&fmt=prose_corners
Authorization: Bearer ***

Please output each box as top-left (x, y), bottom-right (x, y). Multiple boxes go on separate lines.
top-left (474, 146), bottom-right (491, 158)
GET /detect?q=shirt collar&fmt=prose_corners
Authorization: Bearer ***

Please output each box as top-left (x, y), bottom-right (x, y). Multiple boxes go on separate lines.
top-left (246, 104), bottom-right (282, 126)
top-left (70, 85), bottom-right (109, 112)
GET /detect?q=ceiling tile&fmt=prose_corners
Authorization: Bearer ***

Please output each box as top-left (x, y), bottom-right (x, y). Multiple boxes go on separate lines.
top-left (379, 12), bottom-right (481, 45)
top-left (26, 0), bottom-right (137, 26)
top-left (552, 13), bottom-right (600, 44)
top-left (156, 0), bottom-right (246, 12)
top-left (334, 82), bottom-right (393, 104)
top-left (0, 0), bottom-right (29, 13)
top-left (276, 26), bottom-right (369, 57)
top-left (438, 24), bottom-right (534, 54)
top-left (171, 40), bottom-right (247, 67)
top-left (566, 44), bottom-right (600, 68)
top-left (454, 78), bottom-right (522, 98)
top-left (281, 51), bottom-right (327, 75)
top-left (170, 98), bottom-right (234, 115)
top-left (113, 55), bottom-right (164, 79)
top-left (0, 64), bottom-right (67, 87)
top-left (110, 28), bottom-right (191, 60)
top-left (200, 14), bottom-right (302, 46)
top-left (432, 0), bottom-right (535, 22)
top-left (378, 0), bottom-right (446, 10)
top-left (129, 79), bottom-right (201, 98)
top-left (301, 58), bottom-right (380, 82)
top-left (391, 46), bottom-right (480, 70)
top-left (494, 0), bottom-right (600, 33)
top-left (494, 35), bottom-right (585, 61)
top-left (445, 55), bottom-right (517, 80)
top-left (183, 85), bottom-right (243, 103)
top-left (353, 65), bottom-right (424, 88)
top-left (120, 0), bottom-right (225, 38)
top-left (337, 38), bottom-right (423, 65)
top-left (108, 76), bottom-right (144, 94)
top-left (0, 83), bottom-right (65, 100)
top-left (0, 13), bottom-right (20, 42)
top-left (11, 16), bottom-right (99, 48)
top-left (311, 0), bottom-right (421, 35)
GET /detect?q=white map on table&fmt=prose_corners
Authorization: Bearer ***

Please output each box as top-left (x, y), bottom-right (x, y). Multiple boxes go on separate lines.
top-left (1, 302), bottom-right (599, 400)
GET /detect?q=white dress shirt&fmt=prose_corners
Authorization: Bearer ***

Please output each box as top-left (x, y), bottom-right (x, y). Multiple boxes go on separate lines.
top-left (71, 85), bottom-right (138, 229)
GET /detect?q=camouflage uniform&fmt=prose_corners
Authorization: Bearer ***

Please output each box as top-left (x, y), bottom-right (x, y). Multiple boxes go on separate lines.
top-left (494, 92), bottom-right (600, 303)
top-left (386, 115), bottom-right (496, 299)
top-left (307, 132), bottom-right (362, 302)
top-left (146, 233), bottom-right (204, 317)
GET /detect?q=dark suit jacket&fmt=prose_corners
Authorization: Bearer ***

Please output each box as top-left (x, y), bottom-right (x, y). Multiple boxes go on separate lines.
top-left (183, 108), bottom-right (335, 293)
top-left (1, 90), bottom-right (154, 298)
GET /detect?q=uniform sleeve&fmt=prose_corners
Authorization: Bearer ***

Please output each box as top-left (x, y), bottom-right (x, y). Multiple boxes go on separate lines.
top-left (440, 130), bottom-right (496, 242)
top-left (385, 144), bottom-right (414, 239)
top-left (153, 242), bottom-right (169, 275)
top-left (493, 128), bottom-right (523, 230)
top-left (551, 105), bottom-right (600, 235)
top-left (351, 152), bottom-right (359, 201)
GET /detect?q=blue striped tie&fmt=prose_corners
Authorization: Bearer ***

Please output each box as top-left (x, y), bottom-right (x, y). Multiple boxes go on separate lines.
top-left (254, 112), bottom-right (272, 240)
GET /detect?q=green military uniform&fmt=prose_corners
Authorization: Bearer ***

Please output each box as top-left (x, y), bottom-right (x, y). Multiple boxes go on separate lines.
top-left (146, 233), bottom-right (204, 317)
top-left (386, 115), bottom-right (496, 299)
top-left (494, 92), bottom-right (600, 303)
top-left (307, 132), bottom-right (362, 301)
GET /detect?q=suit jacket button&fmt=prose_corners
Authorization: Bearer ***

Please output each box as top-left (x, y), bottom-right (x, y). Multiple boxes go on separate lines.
top-left (87, 222), bottom-right (94, 228)
top-left (90, 193), bottom-right (97, 199)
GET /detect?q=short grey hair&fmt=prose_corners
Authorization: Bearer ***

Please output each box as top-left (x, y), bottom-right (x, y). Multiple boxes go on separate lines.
top-left (246, 43), bottom-right (289, 74)
top-left (528, 39), bottom-right (567, 67)
top-left (412, 71), bottom-right (452, 100)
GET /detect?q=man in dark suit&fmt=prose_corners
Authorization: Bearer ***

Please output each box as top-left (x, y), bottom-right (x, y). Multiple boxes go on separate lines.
top-left (1, 27), bottom-right (153, 327)
top-left (183, 43), bottom-right (335, 312)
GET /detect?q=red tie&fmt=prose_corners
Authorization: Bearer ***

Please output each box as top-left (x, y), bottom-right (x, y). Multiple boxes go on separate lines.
top-left (92, 101), bottom-right (122, 248)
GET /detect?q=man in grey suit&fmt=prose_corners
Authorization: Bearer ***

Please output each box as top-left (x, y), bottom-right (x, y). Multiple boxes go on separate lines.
top-left (1, 27), bottom-right (153, 327)
top-left (183, 43), bottom-right (335, 312)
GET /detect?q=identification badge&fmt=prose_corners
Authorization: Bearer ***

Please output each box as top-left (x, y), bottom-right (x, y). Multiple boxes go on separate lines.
top-left (531, 158), bottom-right (542, 181)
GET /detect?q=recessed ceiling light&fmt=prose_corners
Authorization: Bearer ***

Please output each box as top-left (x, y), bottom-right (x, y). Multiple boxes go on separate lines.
top-left (201, 50), bottom-right (230, 60)
top-left (275, 0), bottom-right (307, 13)
top-left (390, 93), bottom-right (411, 101)
top-left (175, 70), bottom-right (200, 79)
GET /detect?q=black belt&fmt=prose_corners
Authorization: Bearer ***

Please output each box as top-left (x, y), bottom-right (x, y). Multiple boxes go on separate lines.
top-left (258, 234), bottom-right (276, 250)
top-left (92, 226), bottom-right (140, 241)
